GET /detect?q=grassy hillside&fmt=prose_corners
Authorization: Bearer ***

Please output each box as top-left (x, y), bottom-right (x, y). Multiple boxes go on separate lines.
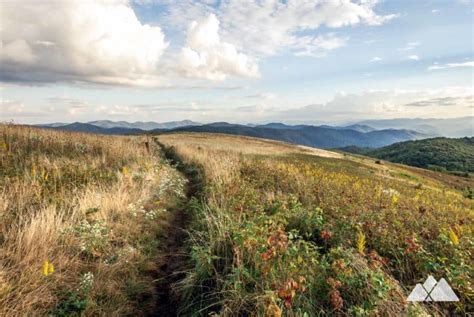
top-left (0, 124), bottom-right (187, 316)
top-left (344, 137), bottom-right (474, 176)
top-left (159, 132), bottom-right (473, 316)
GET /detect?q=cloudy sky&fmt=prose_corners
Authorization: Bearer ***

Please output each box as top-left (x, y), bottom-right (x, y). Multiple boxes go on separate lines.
top-left (1, 0), bottom-right (473, 124)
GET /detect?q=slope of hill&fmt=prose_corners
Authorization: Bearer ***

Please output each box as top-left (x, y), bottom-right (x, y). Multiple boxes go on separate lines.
top-left (158, 132), bottom-right (473, 316)
top-left (341, 137), bottom-right (474, 175)
top-left (170, 123), bottom-right (426, 148)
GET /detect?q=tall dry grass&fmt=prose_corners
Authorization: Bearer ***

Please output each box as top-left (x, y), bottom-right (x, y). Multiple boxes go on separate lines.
top-left (0, 124), bottom-right (183, 316)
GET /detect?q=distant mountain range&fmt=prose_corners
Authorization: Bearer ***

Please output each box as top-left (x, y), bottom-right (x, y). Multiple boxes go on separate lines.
top-left (36, 117), bottom-right (473, 149)
top-left (39, 119), bottom-right (201, 131)
top-left (351, 117), bottom-right (473, 138)
top-left (169, 123), bottom-right (425, 149)
top-left (37, 120), bottom-right (427, 149)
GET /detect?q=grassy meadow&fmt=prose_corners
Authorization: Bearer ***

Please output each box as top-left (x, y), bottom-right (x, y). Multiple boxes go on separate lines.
top-left (1, 125), bottom-right (472, 316)
top-left (159, 132), bottom-right (473, 316)
top-left (0, 124), bottom-right (187, 316)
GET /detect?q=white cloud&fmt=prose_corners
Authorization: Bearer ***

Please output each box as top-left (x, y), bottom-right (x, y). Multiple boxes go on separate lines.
top-left (274, 87), bottom-right (473, 122)
top-left (398, 41), bottom-right (420, 51)
top-left (219, 0), bottom-right (397, 56)
top-left (408, 55), bottom-right (420, 60)
top-left (0, 0), bottom-right (168, 85)
top-left (0, 0), bottom-right (398, 86)
top-left (162, 0), bottom-right (397, 57)
top-left (180, 14), bottom-right (259, 80)
top-left (244, 92), bottom-right (277, 100)
top-left (431, 9), bottom-right (440, 13)
top-left (428, 61), bottom-right (474, 70)
top-left (370, 56), bottom-right (383, 62)
top-left (293, 34), bottom-right (348, 57)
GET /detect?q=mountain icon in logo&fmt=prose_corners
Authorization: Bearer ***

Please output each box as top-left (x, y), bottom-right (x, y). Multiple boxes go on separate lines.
top-left (407, 275), bottom-right (459, 302)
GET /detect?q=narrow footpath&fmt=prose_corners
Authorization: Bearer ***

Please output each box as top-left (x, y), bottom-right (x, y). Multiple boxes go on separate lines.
top-left (151, 141), bottom-right (202, 317)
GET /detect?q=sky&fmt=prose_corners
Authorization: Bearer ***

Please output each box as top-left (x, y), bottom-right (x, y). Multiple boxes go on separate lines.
top-left (1, 0), bottom-right (473, 125)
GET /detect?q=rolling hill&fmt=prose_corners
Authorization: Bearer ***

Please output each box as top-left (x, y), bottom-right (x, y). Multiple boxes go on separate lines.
top-left (340, 137), bottom-right (474, 175)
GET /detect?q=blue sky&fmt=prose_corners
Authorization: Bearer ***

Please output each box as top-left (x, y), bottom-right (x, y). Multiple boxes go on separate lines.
top-left (1, 0), bottom-right (473, 124)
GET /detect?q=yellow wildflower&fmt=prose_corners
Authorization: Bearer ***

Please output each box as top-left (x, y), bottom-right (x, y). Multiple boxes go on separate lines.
top-left (391, 194), bottom-right (399, 205)
top-left (43, 261), bottom-right (49, 276)
top-left (449, 228), bottom-right (459, 246)
top-left (356, 231), bottom-right (366, 256)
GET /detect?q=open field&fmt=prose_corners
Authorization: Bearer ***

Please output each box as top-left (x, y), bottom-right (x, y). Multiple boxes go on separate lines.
top-left (159, 132), bottom-right (473, 316)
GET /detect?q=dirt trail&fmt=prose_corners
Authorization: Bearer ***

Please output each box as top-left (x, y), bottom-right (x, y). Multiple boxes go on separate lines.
top-left (150, 142), bottom-right (201, 317)
top-left (152, 201), bottom-right (189, 316)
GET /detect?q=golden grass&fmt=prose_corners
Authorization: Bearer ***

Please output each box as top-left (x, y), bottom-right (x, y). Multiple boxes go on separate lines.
top-left (0, 124), bottom-right (185, 316)
top-left (159, 132), bottom-right (342, 158)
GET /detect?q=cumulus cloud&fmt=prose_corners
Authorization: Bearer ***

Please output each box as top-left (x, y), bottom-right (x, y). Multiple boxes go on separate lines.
top-left (162, 0), bottom-right (397, 57)
top-left (180, 14), bottom-right (259, 80)
top-left (0, 0), bottom-right (168, 85)
top-left (428, 61), bottom-right (474, 70)
top-left (0, 0), bottom-right (397, 86)
top-left (408, 55), bottom-right (420, 60)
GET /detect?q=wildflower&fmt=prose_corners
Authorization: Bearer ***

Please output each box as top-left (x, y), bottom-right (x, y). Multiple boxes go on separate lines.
top-left (78, 272), bottom-right (94, 293)
top-left (448, 228), bottom-right (459, 246)
top-left (321, 229), bottom-right (332, 241)
top-left (356, 231), bottom-right (366, 255)
top-left (43, 261), bottom-right (49, 276)
top-left (43, 261), bottom-right (54, 276)
top-left (391, 194), bottom-right (399, 205)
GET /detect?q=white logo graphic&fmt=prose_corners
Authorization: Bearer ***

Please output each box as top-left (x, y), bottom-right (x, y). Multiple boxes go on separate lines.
top-left (407, 276), bottom-right (459, 302)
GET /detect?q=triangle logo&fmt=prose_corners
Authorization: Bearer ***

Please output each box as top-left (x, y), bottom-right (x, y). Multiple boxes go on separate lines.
top-left (430, 278), bottom-right (459, 302)
top-left (407, 276), bottom-right (459, 302)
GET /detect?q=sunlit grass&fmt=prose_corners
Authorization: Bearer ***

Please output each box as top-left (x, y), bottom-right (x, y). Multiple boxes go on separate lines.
top-left (160, 132), bottom-right (473, 316)
top-left (0, 124), bottom-right (187, 316)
